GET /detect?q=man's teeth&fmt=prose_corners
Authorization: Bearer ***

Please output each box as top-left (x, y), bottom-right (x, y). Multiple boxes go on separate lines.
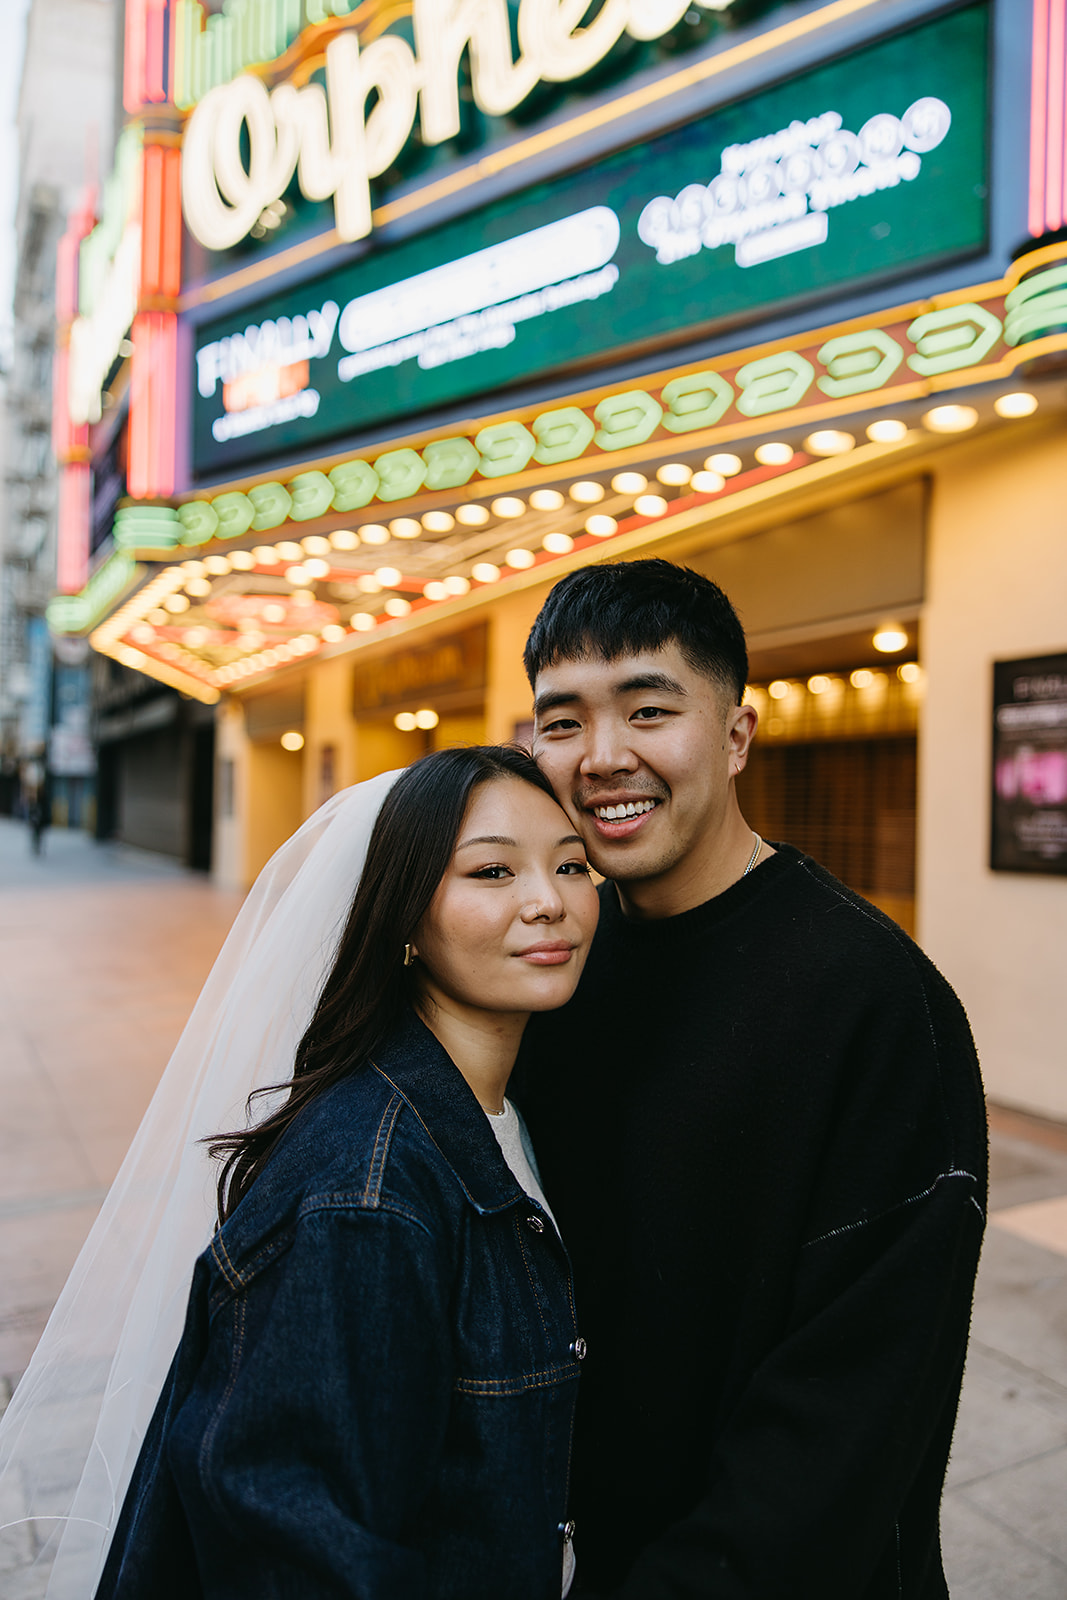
top-left (594, 800), bottom-right (657, 820)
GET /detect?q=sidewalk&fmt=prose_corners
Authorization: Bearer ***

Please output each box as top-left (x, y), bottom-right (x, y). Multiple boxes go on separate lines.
top-left (1, 819), bottom-right (1066, 1595)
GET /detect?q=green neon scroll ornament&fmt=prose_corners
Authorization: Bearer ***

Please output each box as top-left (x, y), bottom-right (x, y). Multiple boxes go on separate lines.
top-left (1004, 264), bottom-right (1067, 345)
top-left (374, 448), bottom-right (427, 501)
top-left (906, 305), bottom-right (1003, 375)
top-left (423, 436), bottom-right (479, 490)
top-left (247, 481), bottom-right (292, 531)
top-left (328, 458), bottom-right (379, 510)
top-left (735, 352), bottom-right (815, 417)
top-left (176, 500), bottom-right (219, 545)
top-left (211, 491), bottom-right (256, 539)
top-left (531, 407), bottom-right (595, 465)
top-left (593, 390), bottom-right (663, 450)
top-left (660, 371), bottom-right (734, 433)
top-left (816, 330), bottom-right (904, 397)
top-left (476, 421), bottom-right (537, 477)
top-left (287, 471), bottom-right (335, 521)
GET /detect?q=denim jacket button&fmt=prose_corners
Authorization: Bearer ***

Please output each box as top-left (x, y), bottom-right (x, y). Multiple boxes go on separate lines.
top-left (569, 1337), bottom-right (587, 1360)
top-left (525, 1213), bottom-right (545, 1233)
top-left (558, 1520), bottom-right (575, 1543)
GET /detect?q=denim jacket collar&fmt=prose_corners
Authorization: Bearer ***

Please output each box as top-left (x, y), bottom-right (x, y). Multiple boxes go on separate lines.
top-left (369, 1008), bottom-right (527, 1217)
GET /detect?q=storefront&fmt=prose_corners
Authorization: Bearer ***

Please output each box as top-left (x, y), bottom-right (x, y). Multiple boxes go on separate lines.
top-left (49, 0), bottom-right (1067, 1118)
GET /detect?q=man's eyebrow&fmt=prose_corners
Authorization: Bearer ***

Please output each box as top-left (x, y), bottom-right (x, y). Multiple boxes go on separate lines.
top-left (533, 689), bottom-right (580, 717)
top-left (617, 672), bottom-right (688, 697)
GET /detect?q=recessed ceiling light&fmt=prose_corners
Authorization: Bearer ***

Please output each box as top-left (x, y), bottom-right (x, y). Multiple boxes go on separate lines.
top-left (873, 626), bottom-right (909, 653)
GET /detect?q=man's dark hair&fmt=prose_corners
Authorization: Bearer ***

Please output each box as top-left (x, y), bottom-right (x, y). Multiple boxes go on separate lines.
top-left (523, 559), bottom-right (748, 702)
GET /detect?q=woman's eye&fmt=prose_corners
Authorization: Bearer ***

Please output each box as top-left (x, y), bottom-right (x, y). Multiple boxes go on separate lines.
top-left (558, 860), bottom-right (590, 875)
top-left (470, 864), bottom-right (512, 880)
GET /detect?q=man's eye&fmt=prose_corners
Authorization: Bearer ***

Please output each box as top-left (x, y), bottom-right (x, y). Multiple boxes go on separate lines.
top-left (631, 705), bottom-right (667, 721)
top-left (470, 865), bottom-right (512, 880)
top-left (540, 717), bottom-right (580, 734)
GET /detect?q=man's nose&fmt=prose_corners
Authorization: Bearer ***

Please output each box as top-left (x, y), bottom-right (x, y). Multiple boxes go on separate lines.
top-left (578, 722), bottom-right (639, 778)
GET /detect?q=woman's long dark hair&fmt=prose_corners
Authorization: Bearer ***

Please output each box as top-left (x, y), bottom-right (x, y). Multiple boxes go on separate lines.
top-left (208, 745), bottom-right (557, 1223)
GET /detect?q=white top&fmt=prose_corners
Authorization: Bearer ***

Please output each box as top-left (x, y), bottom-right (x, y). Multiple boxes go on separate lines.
top-left (484, 1099), bottom-right (574, 1597)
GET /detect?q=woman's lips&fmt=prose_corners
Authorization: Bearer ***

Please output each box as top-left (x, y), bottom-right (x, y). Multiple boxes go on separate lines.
top-left (515, 943), bottom-right (575, 965)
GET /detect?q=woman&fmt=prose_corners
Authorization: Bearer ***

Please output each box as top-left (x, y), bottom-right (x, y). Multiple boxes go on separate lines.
top-left (94, 745), bottom-right (598, 1599)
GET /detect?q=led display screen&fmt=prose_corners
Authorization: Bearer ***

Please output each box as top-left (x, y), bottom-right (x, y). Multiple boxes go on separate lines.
top-left (190, 2), bottom-right (989, 477)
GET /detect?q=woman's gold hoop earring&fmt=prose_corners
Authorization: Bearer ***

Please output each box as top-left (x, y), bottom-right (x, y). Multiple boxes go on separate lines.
top-left (403, 943), bottom-right (415, 967)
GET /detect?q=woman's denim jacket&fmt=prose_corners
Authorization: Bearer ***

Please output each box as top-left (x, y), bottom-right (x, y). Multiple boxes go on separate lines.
top-left (97, 1009), bottom-right (583, 1600)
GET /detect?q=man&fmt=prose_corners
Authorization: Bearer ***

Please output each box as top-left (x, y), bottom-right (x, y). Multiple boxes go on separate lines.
top-left (516, 559), bottom-right (986, 1599)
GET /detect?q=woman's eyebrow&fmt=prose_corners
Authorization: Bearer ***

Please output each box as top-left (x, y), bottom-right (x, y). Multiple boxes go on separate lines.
top-left (456, 835), bottom-right (518, 848)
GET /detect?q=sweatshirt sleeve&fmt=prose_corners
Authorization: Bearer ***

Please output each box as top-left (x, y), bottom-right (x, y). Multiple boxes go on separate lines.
top-left (585, 951), bottom-right (987, 1600)
top-left (185, 1206), bottom-right (453, 1599)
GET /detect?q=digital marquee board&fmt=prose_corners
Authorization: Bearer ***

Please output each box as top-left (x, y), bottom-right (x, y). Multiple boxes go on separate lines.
top-left (190, 2), bottom-right (989, 478)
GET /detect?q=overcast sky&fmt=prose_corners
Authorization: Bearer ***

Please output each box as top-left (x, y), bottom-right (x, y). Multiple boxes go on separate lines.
top-left (0, 0), bottom-right (31, 366)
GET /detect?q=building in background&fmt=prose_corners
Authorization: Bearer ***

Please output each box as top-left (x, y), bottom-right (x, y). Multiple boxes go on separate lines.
top-left (48, 0), bottom-right (1067, 1122)
top-left (0, 0), bottom-right (115, 827)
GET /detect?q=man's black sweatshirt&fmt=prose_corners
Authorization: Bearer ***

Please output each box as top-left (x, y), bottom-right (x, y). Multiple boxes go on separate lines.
top-left (517, 844), bottom-right (986, 1600)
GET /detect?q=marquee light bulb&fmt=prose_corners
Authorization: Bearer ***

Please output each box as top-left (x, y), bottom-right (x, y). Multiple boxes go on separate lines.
top-left (163, 593), bottom-right (190, 613)
top-left (922, 405), bottom-right (978, 433)
top-left (274, 541), bottom-right (303, 560)
top-left (374, 566), bottom-right (402, 586)
top-left (351, 612), bottom-right (376, 630)
top-left (320, 624), bottom-right (346, 642)
top-left (543, 532), bottom-right (575, 554)
top-left (443, 575), bottom-right (470, 595)
top-left (584, 515), bottom-right (617, 538)
top-left (656, 462), bottom-right (692, 486)
top-left (301, 535), bottom-right (332, 555)
top-left (384, 597), bottom-right (412, 617)
top-left (705, 454), bottom-right (742, 476)
top-left (994, 392), bottom-right (1038, 418)
top-left (303, 558), bottom-right (331, 579)
top-left (184, 577), bottom-right (212, 598)
top-left (394, 712), bottom-right (418, 731)
top-left (690, 471), bottom-right (725, 494)
top-left (262, 602), bottom-right (287, 622)
top-left (203, 555), bottom-right (232, 574)
top-left (633, 494), bottom-right (667, 518)
top-left (181, 559), bottom-right (207, 577)
top-left (569, 481), bottom-right (605, 503)
top-left (229, 549), bottom-right (255, 570)
top-left (421, 511), bottom-right (455, 533)
top-left (357, 575), bottom-right (382, 593)
top-left (329, 528), bottom-right (360, 550)
top-left (873, 626), bottom-right (909, 653)
top-left (611, 472), bottom-right (647, 494)
top-left (390, 517), bottom-right (421, 539)
top-left (252, 545), bottom-right (279, 564)
top-left (866, 418), bottom-right (908, 443)
top-left (804, 430), bottom-right (855, 456)
top-left (472, 562), bottom-right (501, 583)
top-left (505, 548), bottom-right (536, 569)
top-left (284, 565), bottom-right (309, 585)
top-left (456, 504), bottom-right (490, 526)
top-left (423, 580), bottom-right (449, 601)
top-left (360, 524), bottom-right (390, 544)
top-left (414, 708), bottom-right (439, 730)
top-left (491, 496), bottom-right (525, 518)
top-left (754, 442), bottom-right (793, 466)
top-left (530, 489), bottom-right (565, 511)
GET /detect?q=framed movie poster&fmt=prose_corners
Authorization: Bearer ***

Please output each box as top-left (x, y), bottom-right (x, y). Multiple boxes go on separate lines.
top-left (991, 653), bottom-right (1067, 875)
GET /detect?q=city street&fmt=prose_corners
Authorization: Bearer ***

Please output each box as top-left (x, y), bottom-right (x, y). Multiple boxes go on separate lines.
top-left (1, 819), bottom-right (1066, 1597)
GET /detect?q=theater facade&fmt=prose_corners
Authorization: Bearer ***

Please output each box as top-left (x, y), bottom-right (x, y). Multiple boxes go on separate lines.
top-left (51, 0), bottom-right (1067, 1119)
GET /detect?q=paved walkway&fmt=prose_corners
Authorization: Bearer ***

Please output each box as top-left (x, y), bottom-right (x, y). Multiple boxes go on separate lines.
top-left (1, 819), bottom-right (1066, 1595)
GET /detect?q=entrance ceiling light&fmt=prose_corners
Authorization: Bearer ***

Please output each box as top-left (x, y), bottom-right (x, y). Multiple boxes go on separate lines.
top-left (280, 731), bottom-right (304, 750)
top-left (873, 625), bottom-right (909, 653)
top-left (922, 405), bottom-right (978, 433)
top-left (993, 392), bottom-right (1038, 418)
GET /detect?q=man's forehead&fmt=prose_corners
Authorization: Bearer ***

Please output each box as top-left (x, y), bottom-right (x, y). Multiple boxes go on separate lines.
top-left (535, 644), bottom-right (687, 691)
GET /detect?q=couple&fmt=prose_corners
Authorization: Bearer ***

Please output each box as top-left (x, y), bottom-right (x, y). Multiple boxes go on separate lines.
top-left (4, 560), bottom-right (986, 1599)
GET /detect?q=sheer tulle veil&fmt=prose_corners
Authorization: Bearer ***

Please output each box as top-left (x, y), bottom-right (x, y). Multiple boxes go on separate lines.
top-left (0, 770), bottom-right (398, 1596)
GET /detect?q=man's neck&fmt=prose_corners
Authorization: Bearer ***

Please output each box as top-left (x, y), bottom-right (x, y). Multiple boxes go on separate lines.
top-left (614, 814), bottom-right (772, 920)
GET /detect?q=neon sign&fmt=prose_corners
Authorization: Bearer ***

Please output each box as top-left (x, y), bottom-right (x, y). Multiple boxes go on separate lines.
top-left (180, 0), bottom-right (699, 249)
top-left (190, 3), bottom-right (989, 476)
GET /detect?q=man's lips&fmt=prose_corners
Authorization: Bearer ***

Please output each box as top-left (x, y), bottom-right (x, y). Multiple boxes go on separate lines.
top-left (579, 794), bottom-right (663, 840)
top-left (515, 942), bottom-right (576, 965)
